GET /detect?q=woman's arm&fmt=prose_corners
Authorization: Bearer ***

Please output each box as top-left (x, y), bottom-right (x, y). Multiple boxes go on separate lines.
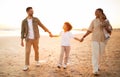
top-left (80, 30), bottom-right (92, 42)
top-left (80, 20), bottom-right (94, 42)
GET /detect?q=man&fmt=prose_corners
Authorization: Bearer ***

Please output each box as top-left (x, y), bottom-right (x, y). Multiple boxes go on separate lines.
top-left (21, 7), bottom-right (52, 71)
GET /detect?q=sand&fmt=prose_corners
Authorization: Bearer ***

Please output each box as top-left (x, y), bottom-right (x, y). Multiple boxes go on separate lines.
top-left (0, 31), bottom-right (120, 77)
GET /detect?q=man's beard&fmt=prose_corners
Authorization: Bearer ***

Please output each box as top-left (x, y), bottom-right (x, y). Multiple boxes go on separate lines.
top-left (29, 14), bottom-right (33, 17)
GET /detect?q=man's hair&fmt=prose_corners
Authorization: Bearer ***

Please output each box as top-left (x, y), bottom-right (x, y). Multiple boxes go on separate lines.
top-left (26, 7), bottom-right (32, 12)
top-left (64, 22), bottom-right (73, 31)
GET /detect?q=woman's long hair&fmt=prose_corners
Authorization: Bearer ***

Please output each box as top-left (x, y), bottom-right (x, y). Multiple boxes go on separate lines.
top-left (96, 8), bottom-right (107, 20)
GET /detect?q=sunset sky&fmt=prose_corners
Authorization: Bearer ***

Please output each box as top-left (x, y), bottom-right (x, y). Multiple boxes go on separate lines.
top-left (0, 0), bottom-right (120, 33)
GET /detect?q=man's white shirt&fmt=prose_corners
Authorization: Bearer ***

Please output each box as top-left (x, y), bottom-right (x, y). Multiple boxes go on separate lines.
top-left (27, 18), bottom-right (34, 39)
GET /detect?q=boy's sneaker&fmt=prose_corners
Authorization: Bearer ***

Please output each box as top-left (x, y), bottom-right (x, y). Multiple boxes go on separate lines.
top-left (57, 64), bottom-right (62, 69)
top-left (23, 65), bottom-right (29, 71)
top-left (63, 64), bottom-right (67, 69)
top-left (36, 61), bottom-right (40, 66)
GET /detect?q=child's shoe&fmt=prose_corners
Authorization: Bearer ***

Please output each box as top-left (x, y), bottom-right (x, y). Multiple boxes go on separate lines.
top-left (36, 61), bottom-right (40, 67)
top-left (63, 64), bottom-right (67, 69)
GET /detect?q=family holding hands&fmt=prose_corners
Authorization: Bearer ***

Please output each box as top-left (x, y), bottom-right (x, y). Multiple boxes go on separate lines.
top-left (21, 7), bottom-right (112, 76)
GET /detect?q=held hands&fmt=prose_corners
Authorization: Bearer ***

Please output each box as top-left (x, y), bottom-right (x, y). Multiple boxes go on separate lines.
top-left (49, 33), bottom-right (53, 37)
top-left (48, 32), bottom-right (53, 37)
top-left (48, 32), bottom-right (59, 37)
top-left (80, 35), bottom-right (86, 42)
top-left (74, 37), bottom-right (84, 42)
top-left (80, 37), bottom-right (84, 42)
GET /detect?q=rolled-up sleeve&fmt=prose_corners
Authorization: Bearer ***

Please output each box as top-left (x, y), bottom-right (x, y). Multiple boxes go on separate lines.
top-left (37, 18), bottom-right (50, 32)
top-left (88, 20), bottom-right (94, 32)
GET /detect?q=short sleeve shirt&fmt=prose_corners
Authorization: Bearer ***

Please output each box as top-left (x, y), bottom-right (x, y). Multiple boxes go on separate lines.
top-left (60, 31), bottom-right (74, 46)
top-left (88, 18), bottom-right (105, 42)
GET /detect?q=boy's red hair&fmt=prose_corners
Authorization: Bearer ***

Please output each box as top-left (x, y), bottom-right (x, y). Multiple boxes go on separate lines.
top-left (64, 22), bottom-right (73, 31)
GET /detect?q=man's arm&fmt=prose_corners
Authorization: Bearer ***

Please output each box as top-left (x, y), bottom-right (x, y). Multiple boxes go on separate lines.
top-left (37, 18), bottom-right (52, 35)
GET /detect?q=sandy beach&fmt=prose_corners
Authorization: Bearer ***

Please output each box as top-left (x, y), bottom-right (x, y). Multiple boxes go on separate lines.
top-left (0, 31), bottom-right (120, 77)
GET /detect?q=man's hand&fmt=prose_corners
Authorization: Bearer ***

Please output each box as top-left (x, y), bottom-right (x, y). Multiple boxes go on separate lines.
top-left (21, 39), bottom-right (24, 47)
top-left (48, 32), bottom-right (53, 37)
top-left (49, 34), bottom-right (53, 37)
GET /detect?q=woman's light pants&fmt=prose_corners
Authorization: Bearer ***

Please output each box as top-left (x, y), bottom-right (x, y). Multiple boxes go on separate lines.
top-left (92, 41), bottom-right (106, 73)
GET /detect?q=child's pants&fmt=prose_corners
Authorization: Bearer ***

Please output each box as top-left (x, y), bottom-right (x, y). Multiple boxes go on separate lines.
top-left (25, 39), bottom-right (39, 65)
top-left (59, 46), bottom-right (70, 65)
top-left (92, 41), bottom-right (106, 73)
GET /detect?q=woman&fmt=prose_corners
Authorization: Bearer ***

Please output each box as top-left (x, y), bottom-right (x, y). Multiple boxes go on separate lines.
top-left (80, 8), bottom-right (112, 76)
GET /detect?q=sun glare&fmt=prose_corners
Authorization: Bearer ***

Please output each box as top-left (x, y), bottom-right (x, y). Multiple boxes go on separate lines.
top-left (0, 0), bottom-right (120, 35)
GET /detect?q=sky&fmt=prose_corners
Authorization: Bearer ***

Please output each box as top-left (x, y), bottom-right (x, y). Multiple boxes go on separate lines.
top-left (0, 0), bottom-right (120, 33)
